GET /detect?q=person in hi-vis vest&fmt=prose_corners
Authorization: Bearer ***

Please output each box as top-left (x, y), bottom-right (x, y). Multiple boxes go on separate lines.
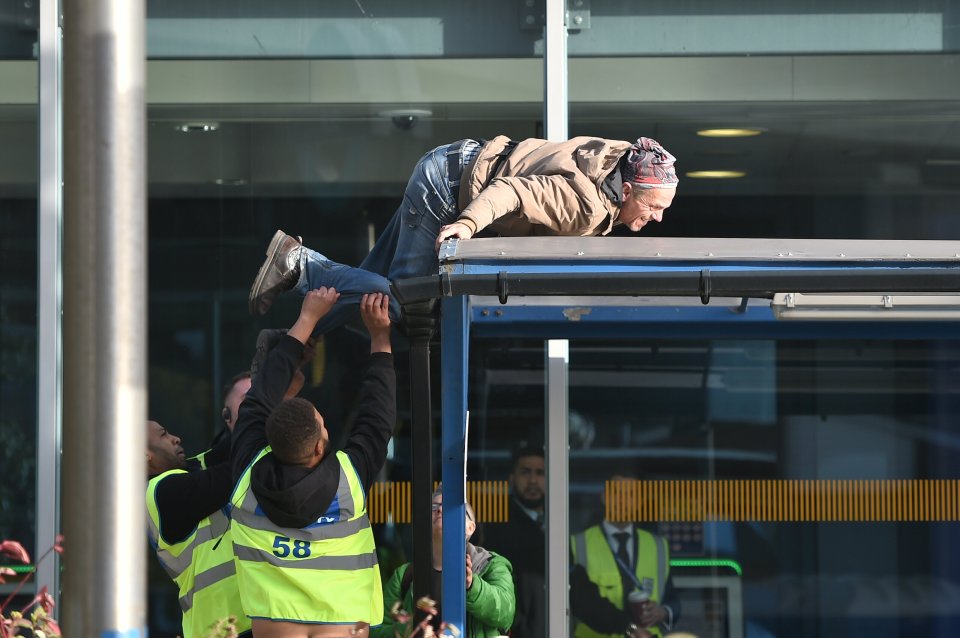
top-left (570, 473), bottom-right (680, 638)
top-left (229, 288), bottom-right (395, 638)
top-left (146, 419), bottom-right (251, 638)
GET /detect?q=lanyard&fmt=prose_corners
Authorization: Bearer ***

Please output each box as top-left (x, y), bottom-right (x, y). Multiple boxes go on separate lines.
top-left (611, 538), bottom-right (643, 591)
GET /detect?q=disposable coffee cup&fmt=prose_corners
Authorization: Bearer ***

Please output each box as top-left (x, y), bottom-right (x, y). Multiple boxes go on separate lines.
top-left (627, 589), bottom-right (649, 621)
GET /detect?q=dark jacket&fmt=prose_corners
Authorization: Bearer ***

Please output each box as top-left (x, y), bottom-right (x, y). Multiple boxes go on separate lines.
top-left (151, 430), bottom-right (234, 544)
top-left (483, 499), bottom-right (545, 638)
top-left (231, 335), bottom-right (395, 528)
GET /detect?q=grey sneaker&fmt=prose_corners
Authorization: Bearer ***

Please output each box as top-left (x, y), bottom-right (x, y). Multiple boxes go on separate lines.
top-left (248, 230), bottom-right (303, 316)
top-left (250, 328), bottom-right (288, 381)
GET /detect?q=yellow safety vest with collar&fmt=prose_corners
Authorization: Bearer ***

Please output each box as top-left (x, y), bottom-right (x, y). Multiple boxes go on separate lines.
top-left (230, 448), bottom-right (383, 624)
top-left (146, 470), bottom-right (250, 638)
top-left (190, 451), bottom-right (210, 470)
top-left (571, 525), bottom-right (670, 638)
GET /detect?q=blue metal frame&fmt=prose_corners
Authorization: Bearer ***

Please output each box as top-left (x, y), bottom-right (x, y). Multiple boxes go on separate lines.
top-left (470, 306), bottom-right (960, 340)
top-left (448, 260), bottom-right (960, 274)
top-left (436, 253), bottom-right (960, 632)
top-left (440, 295), bottom-right (469, 631)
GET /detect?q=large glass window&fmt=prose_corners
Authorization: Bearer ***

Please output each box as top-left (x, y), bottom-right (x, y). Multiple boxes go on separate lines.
top-left (463, 333), bottom-right (960, 636)
top-left (0, 53), bottom-right (38, 561)
top-left (570, 1), bottom-right (960, 240)
top-left (562, 337), bottom-right (960, 637)
top-left (144, 3), bottom-right (543, 635)
top-left (135, 2), bottom-right (960, 636)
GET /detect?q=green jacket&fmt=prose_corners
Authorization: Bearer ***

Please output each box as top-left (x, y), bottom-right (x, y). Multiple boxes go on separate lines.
top-left (373, 544), bottom-right (515, 638)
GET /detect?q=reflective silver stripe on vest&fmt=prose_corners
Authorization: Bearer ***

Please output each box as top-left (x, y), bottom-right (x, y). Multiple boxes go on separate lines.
top-left (573, 532), bottom-right (588, 572)
top-left (656, 534), bottom-right (668, 599)
top-left (574, 529), bottom-right (667, 599)
top-left (152, 511), bottom-right (230, 576)
top-left (335, 459), bottom-right (356, 520)
top-left (231, 509), bottom-right (371, 542)
top-left (239, 478), bottom-right (258, 512)
top-left (178, 559), bottom-right (237, 614)
top-left (233, 543), bottom-right (378, 570)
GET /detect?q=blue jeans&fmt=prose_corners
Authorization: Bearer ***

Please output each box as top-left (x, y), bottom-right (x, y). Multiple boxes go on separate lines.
top-left (294, 139), bottom-right (480, 335)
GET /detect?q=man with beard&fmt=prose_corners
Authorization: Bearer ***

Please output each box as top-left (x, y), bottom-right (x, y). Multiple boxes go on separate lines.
top-left (146, 420), bottom-right (251, 638)
top-left (484, 444), bottom-right (546, 638)
top-left (146, 322), bottom-right (316, 636)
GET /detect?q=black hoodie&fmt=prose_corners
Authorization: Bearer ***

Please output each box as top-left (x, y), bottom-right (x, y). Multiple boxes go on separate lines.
top-left (230, 335), bottom-right (396, 528)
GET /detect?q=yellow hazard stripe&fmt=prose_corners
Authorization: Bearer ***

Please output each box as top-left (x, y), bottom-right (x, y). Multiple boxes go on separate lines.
top-left (604, 479), bottom-right (960, 522)
top-left (367, 480), bottom-right (510, 524)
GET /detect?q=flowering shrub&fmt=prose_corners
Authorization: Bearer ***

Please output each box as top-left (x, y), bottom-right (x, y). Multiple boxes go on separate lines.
top-left (0, 537), bottom-right (63, 638)
top-left (202, 616), bottom-right (241, 638)
top-left (386, 596), bottom-right (460, 638)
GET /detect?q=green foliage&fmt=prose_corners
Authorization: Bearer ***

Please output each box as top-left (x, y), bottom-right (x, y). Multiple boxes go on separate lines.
top-left (201, 616), bottom-right (240, 638)
top-left (0, 539), bottom-right (61, 638)
top-left (0, 422), bottom-right (36, 546)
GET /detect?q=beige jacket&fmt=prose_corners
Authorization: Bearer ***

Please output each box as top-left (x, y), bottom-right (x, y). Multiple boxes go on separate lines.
top-left (456, 135), bottom-right (633, 237)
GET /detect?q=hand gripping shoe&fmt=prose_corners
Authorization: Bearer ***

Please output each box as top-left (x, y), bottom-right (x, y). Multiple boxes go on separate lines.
top-left (248, 230), bottom-right (303, 316)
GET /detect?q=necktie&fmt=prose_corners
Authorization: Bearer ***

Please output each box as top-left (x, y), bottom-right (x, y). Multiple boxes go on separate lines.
top-left (614, 531), bottom-right (631, 569)
top-left (614, 531), bottom-right (634, 611)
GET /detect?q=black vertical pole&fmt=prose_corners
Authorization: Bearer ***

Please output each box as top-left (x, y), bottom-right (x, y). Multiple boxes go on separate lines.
top-left (403, 299), bottom-right (439, 611)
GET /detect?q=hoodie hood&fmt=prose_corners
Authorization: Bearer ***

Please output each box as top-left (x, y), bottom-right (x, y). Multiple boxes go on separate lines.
top-left (250, 452), bottom-right (341, 529)
top-left (467, 542), bottom-right (493, 575)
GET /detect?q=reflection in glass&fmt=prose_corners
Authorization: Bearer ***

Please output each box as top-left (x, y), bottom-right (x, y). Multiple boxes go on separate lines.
top-left (571, 2), bottom-right (960, 241)
top-left (562, 339), bottom-right (960, 638)
top-left (0, 119), bottom-right (37, 552)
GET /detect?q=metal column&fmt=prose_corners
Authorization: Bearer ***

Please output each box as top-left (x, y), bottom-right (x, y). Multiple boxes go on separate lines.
top-left (546, 339), bottom-right (570, 637)
top-left (544, 0), bottom-right (568, 140)
top-left (36, 0), bottom-right (62, 606)
top-left (403, 300), bottom-right (439, 612)
top-left (441, 295), bottom-right (469, 632)
top-left (61, 0), bottom-right (147, 635)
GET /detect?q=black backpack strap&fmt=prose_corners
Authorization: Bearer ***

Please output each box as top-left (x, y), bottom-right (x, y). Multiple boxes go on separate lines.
top-left (400, 564), bottom-right (415, 600)
top-left (490, 139), bottom-right (519, 177)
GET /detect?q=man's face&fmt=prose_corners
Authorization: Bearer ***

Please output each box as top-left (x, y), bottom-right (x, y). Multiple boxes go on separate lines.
top-left (618, 185), bottom-right (675, 232)
top-left (315, 408), bottom-right (330, 457)
top-left (146, 420), bottom-right (186, 474)
top-left (511, 455), bottom-right (545, 509)
top-left (431, 494), bottom-right (476, 541)
top-left (223, 376), bottom-right (252, 431)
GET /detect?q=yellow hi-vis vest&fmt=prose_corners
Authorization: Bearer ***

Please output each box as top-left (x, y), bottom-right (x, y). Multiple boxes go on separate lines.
top-left (190, 450), bottom-right (212, 470)
top-left (230, 448), bottom-right (383, 625)
top-left (571, 525), bottom-right (670, 638)
top-left (146, 470), bottom-right (250, 638)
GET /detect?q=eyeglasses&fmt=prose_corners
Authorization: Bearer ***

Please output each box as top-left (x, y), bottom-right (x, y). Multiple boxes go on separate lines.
top-left (431, 502), bottom-right (474, 522)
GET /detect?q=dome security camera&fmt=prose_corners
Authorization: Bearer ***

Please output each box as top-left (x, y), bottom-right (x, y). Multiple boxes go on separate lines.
top-left (392, 114), bottom-right (418, 131)
top-left (380, 109), bottom-right (433, 132)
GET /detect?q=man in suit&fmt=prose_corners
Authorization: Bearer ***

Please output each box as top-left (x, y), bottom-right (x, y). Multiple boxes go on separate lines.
top-left (484, 444), bottom-right (546, 638)
top-left (570, 472), bottom-right (680, 638)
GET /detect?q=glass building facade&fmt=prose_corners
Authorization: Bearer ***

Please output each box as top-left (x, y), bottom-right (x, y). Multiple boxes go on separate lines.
top-left (3, 1), bottom-right (960, 636)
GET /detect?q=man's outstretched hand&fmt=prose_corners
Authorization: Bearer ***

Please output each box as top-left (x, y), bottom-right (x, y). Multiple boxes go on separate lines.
top-left (360, 293), bottom-right (392, 354)
top-left (288, 287), bottom-right (340, 344)
top-left (435, 221), bottom-right (474, 251)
